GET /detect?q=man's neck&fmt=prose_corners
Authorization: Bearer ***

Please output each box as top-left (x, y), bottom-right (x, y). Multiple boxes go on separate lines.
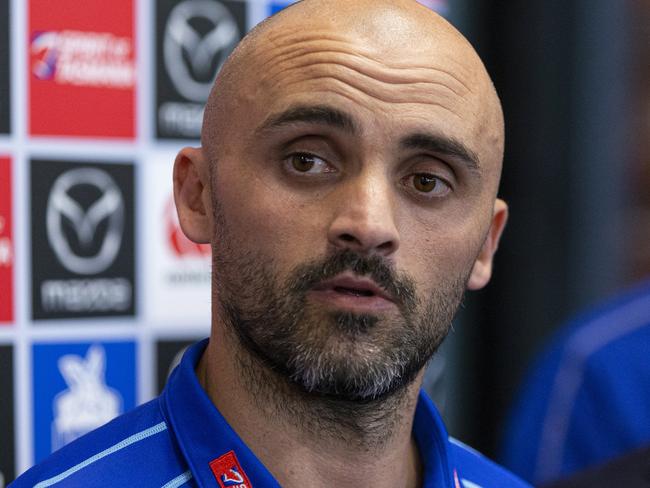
top-left (197, 327), bottom-right (424, 488)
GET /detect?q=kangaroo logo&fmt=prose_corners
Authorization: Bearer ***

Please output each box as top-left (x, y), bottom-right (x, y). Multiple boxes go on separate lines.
top-left (210, 451), bottom-right (253, 488)
top-left (51, 345), bottom-right (122, 451)
top-left (221, 467), bottom-right (244, 486)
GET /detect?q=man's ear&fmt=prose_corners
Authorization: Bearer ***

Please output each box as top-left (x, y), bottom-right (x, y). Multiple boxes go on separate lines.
top-left (467, 198), bottom-right (508, 290)
top-left (173, 147), bottom-right (212, 244)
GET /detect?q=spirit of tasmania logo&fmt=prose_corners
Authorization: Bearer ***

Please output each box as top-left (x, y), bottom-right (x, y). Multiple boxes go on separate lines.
top-left (28, 0), bottom-right (135, 138)
top-left (30, 30), bottom-right (134, 89)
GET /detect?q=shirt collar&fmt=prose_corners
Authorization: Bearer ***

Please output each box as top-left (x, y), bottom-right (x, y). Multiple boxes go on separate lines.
top-left (161, 339), bottom-right (281, 487)
top-left (162, 339), bottom-right (458, 488)
top-left (413, 387), bottom-right (459, 487)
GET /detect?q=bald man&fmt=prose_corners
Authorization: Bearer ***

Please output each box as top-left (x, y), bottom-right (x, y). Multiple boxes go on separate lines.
top-left (11, 1), bottom-right (528, 487)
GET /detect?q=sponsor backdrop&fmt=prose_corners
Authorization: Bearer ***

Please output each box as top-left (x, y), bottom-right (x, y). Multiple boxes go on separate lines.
top-left (28, 0), bottom-right (136, 138)
top-left (0, 346), bottom-right (15, 484)
top-left (32, 341), bottom-right (136, 464)
top-left (1, 0), bottom-right (450, 482)
top-left (0, 0), bottom-right (9, 135)
top-left (30, 159), bottom-right (136, 320)
top-left (0, 157), bottom-right (12, 323)
top-left (156, 339), bottom-right (199, 393)
top-left (155, 0), bottom-right (247, 139)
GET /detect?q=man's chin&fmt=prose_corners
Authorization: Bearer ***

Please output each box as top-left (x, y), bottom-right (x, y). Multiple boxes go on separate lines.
top-left (330, 310), bottom-right (379, 335)
top-left (290, 376), bottom-right (416, 404)
top-left (234, 311), bottom-right (430, 403)
top-left (281, 351), bottom-right (423, 404)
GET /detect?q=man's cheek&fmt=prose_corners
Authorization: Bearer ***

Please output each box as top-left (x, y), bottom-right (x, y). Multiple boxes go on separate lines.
top-left (409, 243), bottom-right (474, 285)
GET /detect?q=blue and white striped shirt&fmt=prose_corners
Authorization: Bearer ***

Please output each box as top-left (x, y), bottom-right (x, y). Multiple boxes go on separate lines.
top-left (12, 339), bottom-right (529, 487)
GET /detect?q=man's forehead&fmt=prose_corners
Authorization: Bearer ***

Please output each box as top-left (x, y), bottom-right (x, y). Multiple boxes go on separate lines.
top-left (203, 0), bottom-right (504, 176)
top-left (255, 0), bottom-right (474, 65)
top-left (231, 3), bottom-right (482, 108)
top-left (221, 0), bottom-right (492, 118)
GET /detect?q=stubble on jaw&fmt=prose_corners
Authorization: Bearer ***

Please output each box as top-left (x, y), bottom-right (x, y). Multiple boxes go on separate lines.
top-left (210, 199), bottom-right (469, 448)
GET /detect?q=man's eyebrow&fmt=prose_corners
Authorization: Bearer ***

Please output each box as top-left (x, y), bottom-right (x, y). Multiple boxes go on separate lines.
top-left (255, 105), bottom-right (358, 135)
top-left (401, 133), bottom-right (481, 174)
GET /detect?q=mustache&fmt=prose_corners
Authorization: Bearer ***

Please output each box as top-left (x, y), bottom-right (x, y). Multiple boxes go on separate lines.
top-left (288, 249), bottom-right (419, 310)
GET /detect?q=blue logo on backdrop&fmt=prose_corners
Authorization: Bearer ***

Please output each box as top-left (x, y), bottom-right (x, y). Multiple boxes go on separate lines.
top-left (268, 1), bottom-right (294, 15)
top-left (32, 341), bottom-right (136, 463)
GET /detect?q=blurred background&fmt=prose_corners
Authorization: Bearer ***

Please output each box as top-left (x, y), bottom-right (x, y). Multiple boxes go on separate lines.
top-left (0, 0), bottom-right (648, 484)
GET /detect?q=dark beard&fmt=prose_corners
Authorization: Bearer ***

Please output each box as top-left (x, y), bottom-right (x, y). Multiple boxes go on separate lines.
top-left (214, 245), bottom-right (467, 403)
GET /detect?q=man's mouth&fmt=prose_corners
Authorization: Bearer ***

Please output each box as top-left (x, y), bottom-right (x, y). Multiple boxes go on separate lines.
top-left (308, 273), bottom-right (396, 312)
top-left (332, 286), bottom-right (375, 297)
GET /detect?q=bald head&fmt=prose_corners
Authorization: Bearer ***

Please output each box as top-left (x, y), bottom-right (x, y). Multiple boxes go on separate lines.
top-left (202, 0), bottom-right (503, 183)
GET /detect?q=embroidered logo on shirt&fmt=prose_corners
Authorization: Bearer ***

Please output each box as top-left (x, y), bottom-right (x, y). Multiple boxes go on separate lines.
top-left (210, 450), bottom-right (253, 488)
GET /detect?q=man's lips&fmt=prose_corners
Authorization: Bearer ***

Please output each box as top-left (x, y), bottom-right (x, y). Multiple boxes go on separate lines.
top-left (313, 274), bottom-right (394, 301)
top-left (308, 273), bottom-right (396, 311)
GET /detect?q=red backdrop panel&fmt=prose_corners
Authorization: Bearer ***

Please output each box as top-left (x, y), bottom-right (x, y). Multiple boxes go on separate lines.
top-left (28, 0), bottom-right (136, 138)
top-left (0, 156), bottom-right (13, 323)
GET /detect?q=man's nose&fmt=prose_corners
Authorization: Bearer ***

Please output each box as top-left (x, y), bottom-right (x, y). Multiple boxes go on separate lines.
top-left (327, 175), bottom-right (400, 256)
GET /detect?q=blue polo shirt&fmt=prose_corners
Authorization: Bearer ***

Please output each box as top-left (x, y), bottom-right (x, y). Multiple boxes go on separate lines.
top-left (12, 339), bottom-right (529, 488)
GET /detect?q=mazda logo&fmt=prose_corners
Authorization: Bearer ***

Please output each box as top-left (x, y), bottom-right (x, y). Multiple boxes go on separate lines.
top-left (164, 0), bottom-right (241, 102)
top-left (46, 167), bottom-right (124, 275)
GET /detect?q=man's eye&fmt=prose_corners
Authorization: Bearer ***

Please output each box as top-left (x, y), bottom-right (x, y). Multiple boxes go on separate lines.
top-left (409, 173), bottom-right (451, 196)
top-left (286, 153), bottom-right (333, 174)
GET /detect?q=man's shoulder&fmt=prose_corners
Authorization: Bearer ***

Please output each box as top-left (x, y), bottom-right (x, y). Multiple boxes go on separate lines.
top-left (10, 398), bottom-right (191, 488)
top-left (449, 437), bottom-right (531, 487)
